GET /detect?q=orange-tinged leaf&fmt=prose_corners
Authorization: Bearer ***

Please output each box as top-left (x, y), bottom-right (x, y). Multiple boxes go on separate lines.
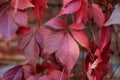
top-left (71, 30), bottom-right (89, 49)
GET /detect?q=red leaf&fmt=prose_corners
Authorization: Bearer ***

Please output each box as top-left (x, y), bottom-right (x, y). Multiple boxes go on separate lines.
top-left (24, 35), bottom-right (40, 66)
top-left (71, 30), bottom-right (89, 49)
top-left (16, 27), bottom-right (31, 37)
top-left (76, 9), bottom-right (88, 23)
top-left (39, 28), bottom-right (52, 39)
top-left (76, 0), bottom-right (89, 23)
top-left (90, 4), bottom-right (105, 27)
top-left (91, 49), bottom-right (101, 69)
top-left (0, 7), bottom-right (18, 42)
top-left (43, 31), bottom-right (64, 55)
top-left (38, 76), bottom-right (52, 80)
top-left (56, 33), bottom-right (79, 74)
top-left (69, 22), bottom-right (86, 30)
top-left (11, 9), bottom-right (28, 26)
top-left (58, 0), bottom-right (81, 16)
top-left (17, 27), bottom-right (32, 49)
top-left (17, 27), bottom-right (43, 66)
top-left (35, 29), bottom-right (44, 48)
top-left (3, 65), bottom-right (24, 80)
top-left (47, 70), bottom-right (68, 80)
top-left (11, 0), bottom-right (34, 10)
top-left (31, 0), bottom-right (47, 23)
top-left (23, 64), bottom-right (34, 79)
top-left (44, 18), bottom-right (67, 29)
top-left (99, 27), bottom-right (111, 52)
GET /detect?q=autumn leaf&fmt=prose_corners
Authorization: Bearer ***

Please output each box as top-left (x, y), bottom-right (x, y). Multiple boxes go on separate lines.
top-left (0, 0), bottom-right (29, 42)
top-left (43, 31), bottom-right (64, 55)
top-left (3, 65), bottom-right (24, 80)
top-left (31, 0), bottom-right (47, 23)
top-left (0, 7), bottom-right (18, 42)
top-left (56, 33), bottom-right (79, 74)
top-left (76, 0), bottom-right (89, 23)
top-left (44, 17), bottom-right (89, 49)
top-left (45, 18), bottom-right (67, 29)
top-left (46, 69), bottom-right (68, 80)
top-left (24, 64), bottom-right (68, 80)
top-left (99, 27), bottom-right (111, 52)
top-left (69, 22), bottom-right (86, 30)
top-left (11, 9), bottom-right (28, 26)
top-left (71, 30), bottom-right (89, 49)
top-left (84, 27), bottom-right (111, 80)
top-left (17, 27), bottom-right (43, 66)
top-left (44, 18), bottom-right (79, 74)
top-left (58, 0), bottom-right (81, 16)
top-left (90, 4), bottom-right (105, 27)
top-left (11, 0), bottom-right (34, 10)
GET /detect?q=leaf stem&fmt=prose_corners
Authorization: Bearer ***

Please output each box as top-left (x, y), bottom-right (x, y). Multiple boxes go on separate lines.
top-left (71, 14), bottom-right (75, 22)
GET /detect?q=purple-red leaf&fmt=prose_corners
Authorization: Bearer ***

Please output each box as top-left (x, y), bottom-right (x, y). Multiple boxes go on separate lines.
top-left (44, 18), bottom-right (67, 29)
top-left (43, 31), bottom-right (64, 55)
top-left (3, 65), bottom-right (24, 80)
top-left (17, 27), bottom-right (43, 66)
top-left (0, 7), bottom-right (18, 42)
top-left (17, 27), bottom-right (32, 49)
top-left (24, 35), bottom-right (40, 66)
top-left (56, 33), bottom-right (79, 74)
top-left (11, 9), bottom-right (28, 26)
top-left (58, 0), bottom-right (81, 16)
